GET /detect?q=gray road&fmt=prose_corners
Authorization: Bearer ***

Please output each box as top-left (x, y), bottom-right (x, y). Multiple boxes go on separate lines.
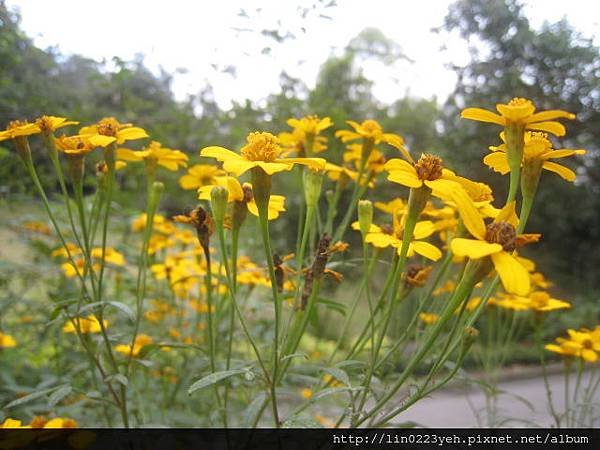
top-left (392, 371), bottom-right (600, 427)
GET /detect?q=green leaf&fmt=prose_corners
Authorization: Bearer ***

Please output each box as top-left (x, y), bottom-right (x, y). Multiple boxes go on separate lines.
top-left (105, 374), bottom-right (128, 387)
top-left (281, 352), bottom-right (308, 362)
top-left (47, 385), bottom-right (72, 408)
top-left (321, 367), bottom-right (350, 386)
top-left (4, 385), bottom-right (67, 409)
top-left (313, 386), bottom-right (361, 401)
top-left (316, 297), bottom-right (347, 316)
top-left (188, 369), bottom-right (247, 395)
top-left (243, 392), bottom-right (266, 427)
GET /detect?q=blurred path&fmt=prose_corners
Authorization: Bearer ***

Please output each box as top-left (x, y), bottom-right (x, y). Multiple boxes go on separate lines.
top-left (394, 371), bottom-right (599, 427)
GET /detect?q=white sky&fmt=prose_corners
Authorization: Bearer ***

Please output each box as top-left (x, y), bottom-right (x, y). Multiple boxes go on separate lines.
top-left (7, 0), bottom-right (599, 109)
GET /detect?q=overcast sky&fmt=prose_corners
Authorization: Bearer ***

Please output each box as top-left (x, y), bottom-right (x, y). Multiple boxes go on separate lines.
top-left (6, 0), bottom-right (599, 108)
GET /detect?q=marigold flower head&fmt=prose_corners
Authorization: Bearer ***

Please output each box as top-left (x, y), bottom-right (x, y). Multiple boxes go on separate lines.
top-left (0, 120), bottom-right (40, 142)
top-left (0, 332), bottom-right (17, 348)
top-left (35, 116), bottom-right (79, 135)
top-left (115, 334), bottom-right (153, 357)
top-left (201, 131), bottom-right (325, 176)
top-left (485, 131), bottom-right (586, 182)
top-left (336, 119), bottom-right (409, 160)
top-left (545, 327), bottom-right (600, 362)
top-left (63, 315), bottom-right (108, 334)
top-left (461, 98), bottom-right (575, 136)
top-left (419, 312), bottom-right (439, 325)
top-left (117, 141), bottom-right (188, 171)
top-left (451, 202), bottom-right (539, 295)
top-left (179, 164), bottom-right (225, 189)
top-left (197, 176), bottom-right (286, 221)
top-left (80, 117), bottom-right (148, 144)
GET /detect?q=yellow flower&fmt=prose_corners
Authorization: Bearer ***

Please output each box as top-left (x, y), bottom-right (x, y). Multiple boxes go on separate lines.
top-left (200, 132), bottom-right (325, 177)
top-left (490, 291), bottom-right (570, 312)
top-left (0, 332), bottom-right (17, 348)
top-left (287, 115), bottom-right (333, 135)
top-left (117, 141), bottom-right (188, 171)
top-left (484, 131), bottom-right (586, 182)
top-left (344, 144), bottom-right (387, 174)
top-left (179, 164), bottom-right (225, 189)
top-left (461, 97), bottom-right (576, 136)
top-left (0, 418), bottom-right (29, 428)
top-left (450, 202), bottom-right (539, 296)
top-left (23, 220), bottom-right (52, 235)
top-left (90, 247), bottom-right (126, 266)
top-left (131, 213), bottom-right (173, 234)
top-left (352, 215), bottom-right (442, 261)
top-left (324, 162), bottom-right (374, 188)
top-left (300, 388), bottom-right (313, 399)
top-left (80, 117), bottom-right (148, 144)
top-left (201, 131), bottom-right (325, 176)
top-left (42, 417), bottom-right (78, 428)
top-left (545, 328), bottom-right (600, 362)
top-left (115, 334), bottom-right (153, 357)
top-left (280, 115), bottom-right (333, 155)
top-left (54, 133), bottom-right (115, 155)
top-left (335, 119), bottom-right (408, 156)
top-left (198, 176), bottom-right (286, 220)
top-left (419, 312), bottom-right (439, 325)
top-left (35, 116), bottom-right (79, 134)
top-left (0, 120), bottom-right (41, 142)
top-left (63, 315), bottom-right (108, 334)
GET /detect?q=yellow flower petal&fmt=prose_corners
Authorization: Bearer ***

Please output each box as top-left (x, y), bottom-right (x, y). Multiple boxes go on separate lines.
top-left (201, 146), bottom-right (243, 161)
top-left (385, 159), bottom-right (421, 188)
top-left (461, 108), bottom-right (505, 126)
top-left (279, 157), bottom-right (327, 171)
top-left (526, 121), bottom-right (566, 136)
top-left (483, 152), bottom-right (510, 174)
top-left (527, 110), bottom-right (576, 123)
top-left (116, 148), bottom-right (144, 161)
top-left (542, 161), bottom-right (576, 181)
top-left (491, 251), bottom-right (530, 296)
top-left (87, 134), bottom-right (117, 147)
top-left (413, 220), bottom-right (435, 239)
top-left (116, 127), bottom-right (148, 144)
top-left (257, 161), bottom-right (294, 175)
top-left (438, 182), bottom-right (486, 240)
top-left (542, 149), bottom-right (586, 160)
top-left (495, 201), bottom-right (519, 227)
top-left (410, 241), bottom-right (442, 261)
top-left (451, 238), bottom-right (502, 259)
top-left (222, 159), bottom-right (258, 176)
top-left (365, 233), bottom-right (398, 248)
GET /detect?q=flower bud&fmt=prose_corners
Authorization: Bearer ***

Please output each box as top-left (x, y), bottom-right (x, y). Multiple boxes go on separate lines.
top-left (303, 168), bottom-right (323, 208)
top-left (250, 167), bottom-right (271, 213)
top-left (461, 326), bottom-right (479, 353)
top-left (357, 200), bottom-right (373, 238)
top-left (210, 185), bottom-right (229, 225)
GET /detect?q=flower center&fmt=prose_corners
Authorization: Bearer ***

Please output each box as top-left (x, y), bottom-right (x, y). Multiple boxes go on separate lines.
top-left (361, 120), bottom-right (383, 137)
top-left (7, 120), bottom-right (29, 130)
top-left (299, 115), bottom-right (320, 134)
top-left (508, 97), bottom-right (533, 108)
top-left (485, 221), bottom-right (517, 251)
top-left (35, 116), bottom-right (54, 134)
top-left (524, 132), bottom-right (552, 160)
top-left (96, 117), bottom-right (121, 137)
top-left (414, 154), bottom-right (443, 181)
top-left (582, 338), bottom-right (594, 350)
top-left (240, 132), bottom-right (281, 162)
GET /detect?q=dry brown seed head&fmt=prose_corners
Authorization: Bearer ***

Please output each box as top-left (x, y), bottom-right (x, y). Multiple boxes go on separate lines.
top-left (485, 221), bottom-right (517, 251)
